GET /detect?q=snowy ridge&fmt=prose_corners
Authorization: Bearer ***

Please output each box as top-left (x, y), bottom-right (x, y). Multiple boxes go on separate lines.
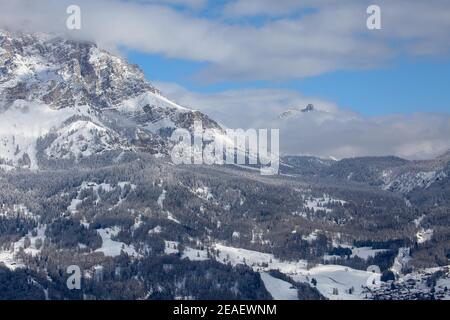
top-left (383, 170), bottom-right (447, 194)
top-left (45, 119), bottom-right (126, 160)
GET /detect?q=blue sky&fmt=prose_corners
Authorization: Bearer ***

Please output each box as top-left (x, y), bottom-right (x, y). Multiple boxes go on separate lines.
top-left (118, 0), bottom-right (450, 117)
top-left (128, 51), bottom-right (450, 116)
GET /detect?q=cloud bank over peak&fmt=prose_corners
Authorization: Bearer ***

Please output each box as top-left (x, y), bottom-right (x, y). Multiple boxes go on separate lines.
top-left (156, 82), bottom-right (450, 160)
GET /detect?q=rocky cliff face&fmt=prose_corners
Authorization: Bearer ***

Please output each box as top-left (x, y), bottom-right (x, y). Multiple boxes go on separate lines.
top-left (0, 30), bottom-right (222, 169)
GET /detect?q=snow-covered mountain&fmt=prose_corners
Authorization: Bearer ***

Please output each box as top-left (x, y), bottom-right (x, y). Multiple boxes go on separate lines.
top-left (1, 30), bottom-right (450, 300)
top-left (0, 29), bottom-right (223, 169)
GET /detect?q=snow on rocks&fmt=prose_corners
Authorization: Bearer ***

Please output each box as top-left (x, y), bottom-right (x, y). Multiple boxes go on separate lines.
top-left (45, 120), bottom-right (125, 160)
top-left (148, 226), bottom-right (162, 235)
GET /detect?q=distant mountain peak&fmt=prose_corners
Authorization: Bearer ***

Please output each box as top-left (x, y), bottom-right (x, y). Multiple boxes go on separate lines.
top-left (279, 104), bottom-right (315, 119)
top-left (302, 104), bottom-right (315, 113)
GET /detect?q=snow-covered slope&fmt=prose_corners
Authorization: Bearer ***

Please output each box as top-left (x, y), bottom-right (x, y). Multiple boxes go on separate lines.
top-left (382, 169), bottom-right (448, 194)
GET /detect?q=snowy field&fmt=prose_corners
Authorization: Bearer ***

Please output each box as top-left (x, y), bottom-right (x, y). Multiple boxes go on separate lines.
top-left (163, 241), bottom-right (382, 300)
top-left (95, 227), bottom-right (140, 258)
top-left (260, 272), bottom-right (299, 300)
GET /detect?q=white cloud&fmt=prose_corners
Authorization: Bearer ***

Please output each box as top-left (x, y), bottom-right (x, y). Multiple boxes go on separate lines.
top-left (222, 0), bottom-right (331, 18)
top-left (0, 0), bottom-right (449, 82)
top-left (133, 0), bottom-right (207, 10)
top-left (157, 82), bottom-right (450, 160)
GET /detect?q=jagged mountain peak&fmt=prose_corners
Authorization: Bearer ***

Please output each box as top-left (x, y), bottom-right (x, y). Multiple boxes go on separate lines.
top-left (0, 29), bottom-right (160, 110)
top-left (0, 30), bottom-right (222, 170)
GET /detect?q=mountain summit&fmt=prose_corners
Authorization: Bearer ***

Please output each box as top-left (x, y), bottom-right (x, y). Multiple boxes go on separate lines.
top-left (0, 30), bottom-right (222, 169)
top-left (279, 104), bottom-right (315, 119)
